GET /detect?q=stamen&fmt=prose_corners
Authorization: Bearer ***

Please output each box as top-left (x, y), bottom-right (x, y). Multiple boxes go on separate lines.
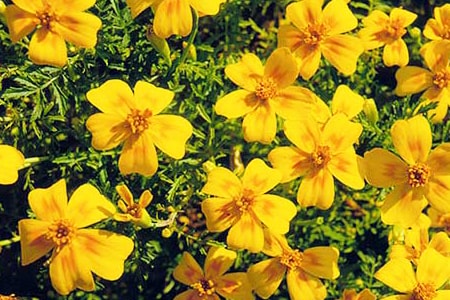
top-left (411, 282), bottom-right (436, 300)
top-left (45, 219), bottom-right (75, 252)
top-left (255, 78), bottom-right (277, 101)
top-left (301, 23), bottom-right (329, 46)
top-left (190, 279), bottom-right (215, 296)
top-left (407, 163), bottom-right (430, 188)
top-left (36, 4), bottom-right (58, 30)
top-left (433, 70), bottom-right (450, 89)
top-left (280, 249), bottom-right (303, 270)
top-left (126, 109), bottom-right (152, 134)
top-left (126, 203), bottom-right (142, 218)
top-left (311, 145), bottom-right (331, 169)
top-left (235, 190), bottom-right (254, 213)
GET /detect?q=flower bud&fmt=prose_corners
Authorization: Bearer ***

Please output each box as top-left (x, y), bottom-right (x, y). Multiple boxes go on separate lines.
top-left (363, 98), bottom-right (379, 124)
top-left (147, 24), bottom-right (171, 66)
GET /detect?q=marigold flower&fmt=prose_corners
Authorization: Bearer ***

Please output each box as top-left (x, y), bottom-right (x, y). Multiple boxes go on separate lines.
top-left (423, 4), bottom-right (450, 48)
top-left (18, 179), bottom-right (134, 295)
top-left (358, 8), bottom-right (417, 67)
top-left (375, 248), bottom-right (450, 300)
top-left (172, 246), bottom-right (253, 300)
top-left (215, 47), bottom-right (316, 143)
top-left (86, 79), bottom-right (193, 176)
top-left (126, 0), bottom-right (226, 38)
top-left (247, 230), bottom-right (339, 300)
top-left (4, 0), bottom-right (101, 67)
top-left (201, 158), bottom-right (297, 253)
top-left (113, 184), bottom-right (152, 228)
top-left (395, 44), bottom-right (450, 123)
top-left (428, 206), bottom-right (450, 233)
top-left (0, 145), bottom-right (24, 185)
top-left (364, 115), bottom-right (450, 227)
top-left (268, 114), bottom-right (364, 210)
top-left (278, 0), bottom-right (364, 80)
top-left (341, 288), bottom-right (376, 300)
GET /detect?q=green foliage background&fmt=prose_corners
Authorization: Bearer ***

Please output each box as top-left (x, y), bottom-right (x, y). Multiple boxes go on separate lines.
top-left (0, 0), bottom-right (449, 299)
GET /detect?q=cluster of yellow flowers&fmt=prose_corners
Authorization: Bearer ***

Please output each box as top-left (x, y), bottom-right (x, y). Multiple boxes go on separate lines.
top-left (1, 0), bottom-right (450, 299)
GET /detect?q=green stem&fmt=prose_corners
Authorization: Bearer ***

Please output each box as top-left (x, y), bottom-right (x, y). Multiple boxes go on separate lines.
top-left (22, 156), bottom-right (50, 169)
top-left (0, 235), bottom-right (20, 247)
top-left (0, 117), bottom-right (12, 122)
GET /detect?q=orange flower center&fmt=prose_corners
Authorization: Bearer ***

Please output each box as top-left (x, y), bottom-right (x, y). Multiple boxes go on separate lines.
top-left (381, 21), bottom-right (407, 42)
top-left (440, 24), bottom-right (450, 39)
top-left (300, 23), bottom-right (329, 47)
top-left (255, 78), bottom-right (277, 101)
top-left (433, 69), bottom-right (450, 89)
top-left (311, 145), bottom-right (331, 170)
top-left (126, 203), bottom-right (142, 218)
top-left (235, 190), bottom-right (254, 213)
top-left (280, 249), bottom-right (303, 270)
top-left (407, 163), bottom-right (430, 188)
top-left (411, 282), bottom-right (436, 300)
top-left (45, 219), bottom-right (75, 252)
top-left (437, 213), bottom-right (450, 233)
top-left (36, 5), bottom-right (58, 30)
top-left (190, 279), bottom-right (216, 297)
top-left (126, 108), bottom-right (152, 134)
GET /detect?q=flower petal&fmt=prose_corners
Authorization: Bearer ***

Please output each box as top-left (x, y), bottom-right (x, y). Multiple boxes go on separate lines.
top-left (321, 35), bottom-right (364, 76)
top-left (28, 29), bottom-right (67, 67)
top-left (204, 247), bottom-right (236, 278)
top-left (54, 12), bottom-right (101, 48)
top-left (286, 0), bottom-right (323, 30)
top-left (322, 114), bottom-right (362, 153)
top-left (18, 219), bottom-right (54, 266)
top-left (301, 247), bottom-right (340, 279)
top-left (394, 66), bottom-right (433, 96)
top-left (54, 0), bottom-right (96, 12)
top-left (153, 0), bottom-right (192, 38)
top-left (28, 179), bottom-right (67, 221)
top-left (429, 231), bottom-right (450, 256)
top-left (126, 0), bottom-right (157, 18)
top-left (242, 103), bottom-right (277, 144)
top-left (331, 85), bottom-right (364, 120)
top-left (66, 183), bottom-right (116, 228)
top-left (173, 252), bottom-right (204, 286)
top-left (374, 258), bottom-right (417, 293)
top-left (11, 0), bottom-right (44, 13)
top-left (284, 118), bottom-right (319, 153)
top-left (416, 248), bottom-right (450, 289)
top-left (202, 167), bottom-right (242, 198)
top-left (391, 115), bottom-right (432, 165)
top-left (224, 53), bottom-right (263, 91)
top-left (133, 81), bottom-right (175, 115)
top-left (322, 0), bottom-right (358, 35)
top-left (363, 148), bottom-right (407, 187)
top-left (295, 45), bottom-right (322, 81)
top-left (174, 289), bottom-right (208, 300)
top-left (383, 38), bottom-right (409, 67)
top-left (139, 190), bottom-right (153, 208)
top-left (286, 269), bottom-right (327, 300)
top-left (115, 184), bottom-right (134, 207)
top-left (425, 175), bottom-right (450, 213)
top-left (242, 158), bottom-right (282, 195)
top-left (216, 272), bottom-right (253, 300)
top-left (149, 115), bottom-right (192, 159)
top-left (215, 90), bottom-right (258, 119)
top-left (427, 143), bottom-right (450, 176)
top-left (297, 168), bottom-right (335, 210)
top-left (271, 86), bottom-right (316, 120)
top-left (390, 7), bottom-right (417, 28)
top-left (328, 147), bottom-right (365, 189)
top-left (0, 145), bottom-right (25, 185)
top-left (4, 5), bottom-right (37, 43)
top-left (268, 146), bottom-right (310, 182)
top-left (252, 194), bottom-right (297, 234)
top-left (227, 212), bottom-right (264, 253)
top-left (189, 0), bottom-right (225, 16)
top-left (201, 197), bottom-right (238, 232)
top-left (264, 47), bottom-right (298, 88)
top-left (85, 113), bottom-right (129, 150)
top-left (247, 258), bottom-right (286, 299)
top-left (119, 132), bottom-right (158, 176)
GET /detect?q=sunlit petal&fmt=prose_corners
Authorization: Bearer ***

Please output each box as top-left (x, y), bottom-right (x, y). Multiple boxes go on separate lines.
top-left (328, 147), bottom-right (364, 189)
top-left (119, 132), bottom-right (158, 176)
top-left (173, 289), bottom-right (206, 300)
top-left (204, 247), bottom-right (236, 278)
top-left (429, 232), bottom-right (450, 256)
top-left (225, 53), bottom-right (263, 91)
top-left (252, 194), bottom-right (297, 234)
top-left (363, 148), bottom-right (407, 187)
top-left (374, 258), bottom-right (417, 293)
top-left (284, 118), bottom-right (319, 153)
top-left (86, 113), bottom-right (129, 150)
top-left (271, 86), bottom-right (316, 120)
top-left (173, 252), bottom-right (204, 286)
top-left (286, 269), bottom-right (327, 300)
top-left (268, 146), bottom-right (310, 182)
top-left (227, 212), bottom-right (263, 253)
top-left (331, 85), bottom-right (364, 119)
top-left (216, 272), bottom-right (253, 300)
top-left (0, 145), bottom-right (25, 185)
top-left (153, 0), bottom-right (192, 38)
top-left (247, 258), bottom-right (285, 299)
top-left (133, 81), bottom-right (174, 114)
top-left (189, 0), bottom-right (225, 16)
top-left (11, 0), bottom-right (44, 13)
top-left (4, 5), bottom-right (38, 43)
top-left (322, 114), bottom-right (362, 153)
top-left (28, 29), bottom-right (67, 67)
top-left (321, 35), bottom-right (363, 76)
top-left (29, 179), bottom-right (67, 221)
top-left (264, 47), bottom-right (298, 88)
top-left (295, 46), bottom-right (322, 81)
top-left (202, 167), bottom-right (242, 198)
top-left (18, 219), bottom-right (54, 266)
top-left (286, 0), bottom-right (323, 30)
top-left (427, 143), bottom-right (450, 176)
top-left (322, 0), bottom-right (358, 35)
top-left (201, 197), bottom-right (238, 232)
top-left (215, 90), bottom-right (258, 119)
top-left (416, 248), bottom-right (450, 288)
top-left (297, 169), bottom-right (335, 210)
top-left (54, 12), bottom-right (101, 48)
top-left (242, 158), bottom-right (281, 195)
top-left (126, 0), bottom-right (156, 18)
top-left (302, 247), bottom-right (340, 279)
top-left (383, 38), bottom-right (409, 67)
top-left (242, 103), bottom-right (277, 144)
top-left (425, 175), bottom-right (450, 213)
top-left (394, 66), bottom-right (433, 96)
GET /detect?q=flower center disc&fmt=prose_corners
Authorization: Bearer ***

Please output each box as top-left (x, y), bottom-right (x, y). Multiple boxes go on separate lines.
top-left (255, 78), bottom-right (277, 102)
top-left (235, 190), bottom-right (254, 214)
top-left (301, 23), bottom-right (328, 47)
top-left (311, 145), bottom-right (331, 169)
top-left (191, 279), bottom-right (216, 296)
top-left (407, 163), bottom-right (430, 188)
top-left (280, 249), bottom-right (303, 270)
top-left (127, 203), bottom-right (142, 218)
top-left (127, 108), bottom-right (152, 134)
top-left (433, 69), bottom-right (450, 89)
top-left (412, 282), bottom-right (436, 300)
top-left (45, 219), bottom-right (75, 252)
top-left (36, 5), bottom-right (58, 30)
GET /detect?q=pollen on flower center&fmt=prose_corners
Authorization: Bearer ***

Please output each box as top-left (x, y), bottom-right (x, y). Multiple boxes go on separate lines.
top-left (441, 25), bottom-right (450, 39)
top-left (301, 23), bottom-right (329, 47)
top-left (191, 279), bottom-right (216, 296)
top-left (36, 5), bottom-right (58, 30)
top-left (126, 203), bottom-right (142, 218)
top-left (235, 190), bottom-right (254, 213)
top-left (255, 78), bottom-right (277, 101)
top-left (411, 282), bottom-right (437, 300)
top-left (126, 108), bottom-right (152, 134)
top-left (311, 146), bottom-right (331, 169)
top-left (433, 70), bottom-right (450, 89)
top-left (407, 163), bottom-right (431, 188)
top-left (280, 249), bottom-right (303, 270)
top-left (381, 22), bottom-right (407, 42)
top-left (45, 219), bottom-right (75, 252)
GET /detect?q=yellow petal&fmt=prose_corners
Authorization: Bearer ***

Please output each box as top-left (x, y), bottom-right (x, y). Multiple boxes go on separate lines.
top-left (201, 197), bottom-right (238, 232)
top-left (271, 86), bottom-right (316, 120)
top-left (119, 132), bottom-right (158, 176)
top-left (264, 47), bottom-right (298, 88)
top-left (4, 5), bottom-right (37, 43)
top-left (204, 247), bottom-right (236, 278)
top-left (173, 252), bottom-right (204, 286)
top-left (425, 175), bottom-right (450, 213)
top-left (28, 179), bottom-right (67, 221)
top-left (215, 90), bottom-right (258, 118)
top-left (390, 7), bottom-right (417, 27)
top-left (321, 35), bottom-right (364, 76)
top-left (297, 168), bottom-right (335, 210)
top-left (394, 66), bottom-right (433, 96)
top-left (322, 114), bottom-right (362, 153)
top-left (174, 289), bottom-right (206, 300)
top-left (331, 85), bottom-right (364, 119)
top-left (225, 53), bottom-right (263, 91)
top-left (286, 269), bottom-right (327, 300)
top-left (383, 38), bottom-right (409, 67)
top-left (202, 167), bottom-right (242, 198)
top-left (49, 245), bottom-right (95, 295)
top-left (429, 232), bottom-right (450, 257)
top-left (363, 148), bottom-right (407, 187)
top-left (284, 118), bottom-right (319, 153)
top-left (374, 258), bottom-right (417, 293)
top-left (328, 147), bottom-right (364, 190)
top-left (54, 12), bottom-right (101, 48)
top-left (216, 272), bottom-right (253, 300)
top-left (66, 183), bottom-right (116, 228)
top-left (416, 248), bottom-right (450, 288)
top-left (18, 219), bottom-right (54, 266)
top-left (262, 229), bottom-right (286, 257)
top-left (126, 0), bottom-right (156, 18)
top-left (73, 229), bottom-right (134, 280)
top-left (391, 115), bottom-right (432, 165)
top-left (247, 258), bottom-right (286, 299)
top-left (268, 146), bottom-right (310, 183)
top-left (242, 158), bottom-right (281, 195)
top-left (227, 212), bottom-right (264, 253)
top-left (149, 115), bottom-right (192, 159)
top-left (389, 245), bottom-right (415, 261)
top-left (322, 0), bottom-right (358, 35)
top-left (423, 18), bottom-right (443, 41)
top-left (153, 0), bottom-right (192, 38)
top-left (301, 247), bottom-right (340, 279)
top-left (311, 98), bottom-right (332, 124)
top-left (11, 0), bottom-right (44, 13)
top-left (54, 0), bottom-right (96, 12)
top-left (189, 0), bottom-right (225, 16)
top-left (115, 184), bottom-right (134, 207)
top-left (295, 45), bottom-right (322, 81)
top-left (0, 145), bottom-right (25, 185)
top-left (358, 26), bottom-right (386, 50)
top-left (242, 103), bottom-right (277, 144)
top-left (252, 194), bottom-right (297, 234)
top-left (139, 190), bottom-right (153, 208)
top-left (381, 184), bottom-right (428, 227)
top-left (286, 0), bottom-right (323, 30)
top-left (28, 29), bottom-right (67, 67)
top-left (86, 79), bottom-right (134, 118)
top-left (133, 81), bottom-right (174, 114)
top-left (85, 113), bottom-right (129, 150)
top-left (428, 143), bottom-right (450, 176)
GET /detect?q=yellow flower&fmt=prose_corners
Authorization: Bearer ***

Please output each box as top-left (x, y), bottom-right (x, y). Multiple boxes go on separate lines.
top-left (423, 4), bottom-right (450, 48)
top-left (268, 114), bottom-right (364, 210)
top-left (201, 158), bottom-right (297, 253)
top-left (395, 45), bottom-right (450, 123)
top-left (375, 248), bottom-right (450, 300)
top-left (113, 184), bottom-right (152, 228)
top-left (278, 0), bottom-right (363, 80)
top-left (364, 115), bottom-right (450, 227)
top-left (358, 8), bottom-right (417, 67)
top-left (428, 206), bottom-right (450, 233)
top-left (341, 289), bottom-right (376, 300)
top-left (0, 145), bottom-right (24, 185)
top-left (215, 47), bottom-right (316, 144)
top-left (86, 79), bottom-right (193, 176)
top-left (126, 0), bottom-right (226, 38)
top-left (172, 246), bottom-right (253, 300)
top-left (247, 230), bottom-right (339, 300)
top-left (18, 179), bottom-right (134, 295)
top-left (4, 0), bottom-right (101, 67)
